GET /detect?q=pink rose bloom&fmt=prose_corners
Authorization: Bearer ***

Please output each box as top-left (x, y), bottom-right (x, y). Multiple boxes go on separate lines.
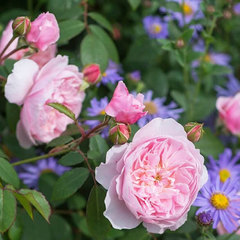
top-left (96, 118), bottom-right (208, 233)
top-left (216, 93), bottom-right (240, 135)
top-left (29, 44), bottom-right (57, 68)
top-left (0, 20), bottom-right (27, 63)
top-left (5, 55), bottom-right (85, 148)
top-left (26, 12), bottom-right (59, 51)
top-left (105, 81), bottom-right (147, 124)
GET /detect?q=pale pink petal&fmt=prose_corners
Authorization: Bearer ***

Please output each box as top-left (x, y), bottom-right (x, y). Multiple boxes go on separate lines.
top-left (16, 121), bottom-right (35, 148)
top-left (5, 59), bottom-right (39, 105)
top-left (104, 179), bottom-right (141, 229)
top-left (95, 144), bottom-right (128, 189)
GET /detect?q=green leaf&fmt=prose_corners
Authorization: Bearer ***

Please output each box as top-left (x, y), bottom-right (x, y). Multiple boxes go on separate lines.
top-left (180, 29), bottom-right (194, 42)
top-left (6, 103), bottom-right (20, 133)
top-left (165, 1), bottom-right (181, 12)
top-left (18, 189), bottom-right (51, 222)
top-left (59, 152), bottom-right (84, 166)
top-left (88, 12), bottom-right (112, 32)
top-left (171, 90), bottom-right (188, 109)
top-left (47, 135), bottom-right (73, 148)
top-left (117, 225), bottom-right (150, 240)
top-left (0, 189), bottom-right (17, 233)
top-left (128, 0), bottom-right (141, 10)
top-left (8, 216), bottom-right (22, 240)
top-left (58, 19), bottom-right (85, 45)
top-left (0, 158), bottom-right (20, 188)
top-left (0, 149), bottom-right (8, 160)
top-left (14, 192), bottom-right (33, 219)
top-left (80, 33), bottom-right (109, 72)
top-left (86, 186), bottom-right (111, 240)
top-left (67, 194), bottom-right (86, 210)
top-left (195, 128), bottom-right (225, 158)
top-left (52, 168), bottom-right (89, 201)
top-left (89, 24), bottom-right (119, 63)
top-left (47, 102), bottom-right (76, 120)
top-left (89, 135), bottom-right (109, 155)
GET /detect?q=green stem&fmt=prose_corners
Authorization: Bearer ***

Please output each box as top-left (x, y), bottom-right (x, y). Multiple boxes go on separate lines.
top-left (12, 149), bottom-right (70, 166)
top-left (0, 36), bottom-right (17, 61)
top-left (184, 233), bottom-right (192, 240)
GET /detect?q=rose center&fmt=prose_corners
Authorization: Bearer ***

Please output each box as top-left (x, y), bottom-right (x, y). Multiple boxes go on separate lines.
top-left (144, 101), bottom-right (158, 115)
top-left (210, 193), bottom-right (229, 210)
top-left (182, 3), bottom-right (193, 15)
top-left (219, 169), bottom-right (231, 183)
top-left (152, 24), bottom-right (162, 34)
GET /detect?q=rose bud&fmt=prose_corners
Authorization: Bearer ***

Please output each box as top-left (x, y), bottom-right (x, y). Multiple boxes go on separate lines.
top-left (109, 123), bottom-right (131, 145)
top-left (196, 211), bottom-right (213, 227)
top-left (83, 64), bottom-right (101, 85)
top-left (184, 122), bottom-right (204, 143)
top-left (12, 16), bottom-right (31, 36)
top-left (176, 39), bottom-right (185, 48)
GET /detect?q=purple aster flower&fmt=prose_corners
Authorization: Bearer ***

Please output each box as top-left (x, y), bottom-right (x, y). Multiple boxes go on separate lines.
top-left (18, 157), bottom-right (70, 189)
top-left (100, 60), bottom-right (123, 85)
top-left (128, 70), bottom-right (141, 82)
top-left (143, 16), bottom-right (168, 39)
top-left (234, 3), bottom-right (240, 15)
top-left (207, 149), bottom-right (240, 184)
top-left (215, 74), bottom-right (240, 97)
top-left (194, 177), bottom-right (240, 233)
top-left (196, 211), bottom-right (213, 227)
top-left (136, 91), bottom-right (183, 127)
top-left (85, 97), bottom-right (109, 138)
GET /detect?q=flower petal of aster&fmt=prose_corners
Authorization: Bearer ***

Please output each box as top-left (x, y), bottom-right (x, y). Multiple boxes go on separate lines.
top-left (104, 178), bottom-right (141, 229)
top-left (5, 59), bottom-right (39, 105)
top-left (96, 144), bottom-right (128, 189)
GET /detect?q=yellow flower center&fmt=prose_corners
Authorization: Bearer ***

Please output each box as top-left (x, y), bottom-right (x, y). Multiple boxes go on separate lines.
top-left (210, 193), bottom-right (229, 210)
top-left (102, 72), bottom-right (107, 77)
top-left (99, 109), bottom-right (105, 115)
top-left (152, 24), bottom-right (162, 34)
top-left (144, 101), bottom-right (158, 115)
top-left (41, 168), bottom-right (53, 174)
top-left (203, 54), bottom-right (212, 63)
top-left (155, 174), bottom-right (161, 181)
top-left (219, 169), bottom-right (231, 183)
top-left (182, 3), bottom-right (193, 15)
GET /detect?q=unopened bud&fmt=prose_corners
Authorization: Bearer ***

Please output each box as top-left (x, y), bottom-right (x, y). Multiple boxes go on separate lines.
top-left (176, 39), bottom-right (185, 48)
top-left (196, 211), bottom-right (213, 227)
top-left (223, 10), bottom-right (232, 19)
top-left (206, 5), bottom-right (215, 14)
top-left (184, 122), bottom-right (204, 143)
top-left (83, 64), bottom-right (101, 85)
top-left (12, 16), bottom-right (31, 36)
top-left (79, 80), bottom-right (90, 91)
top-left (109, 123), bottom-right (131, 145)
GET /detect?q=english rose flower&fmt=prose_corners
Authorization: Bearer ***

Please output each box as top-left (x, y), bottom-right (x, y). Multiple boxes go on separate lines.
top-left (26, 12), bottom-right (59, 51)
top-left (216, 93), bottom-right (240, 135)
top-left (0, 20), bottom-right (28, 63)
top-left (105, 81), bottom-right (147, 124)
top-left (96, 118), bottom-right (208, 233)
top-left (5, 55), bottom-right (85, 148)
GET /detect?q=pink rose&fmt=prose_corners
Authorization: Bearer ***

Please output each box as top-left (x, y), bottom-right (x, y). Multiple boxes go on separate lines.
top-left (96, 118), bottom-right (208, 233)
top-left (105, 81), bottom-right (147, 124)
top-left (216, 93), bottom-right (240, 135)
top-left (5, 55), bottom-right (85, 148)
top-left (29, 44), bottom-right (56, 68)
top-left (26, 12), bottom-right (59, 51)
top-left (0, 20), bottom-right (27, 63)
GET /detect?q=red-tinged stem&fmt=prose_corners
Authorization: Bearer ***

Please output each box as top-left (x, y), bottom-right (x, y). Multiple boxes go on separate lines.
top-left (0, 36), bottom-right (17, 61)
top-left (81, 0), bottom-right (90, 33)
top-left (1, 45), bottom-right (28, 62)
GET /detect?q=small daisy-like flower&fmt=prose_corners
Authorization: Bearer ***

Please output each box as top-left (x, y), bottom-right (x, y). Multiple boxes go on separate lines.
top-left (18, 157), bottom-right (70, 189)
top-left (136, 91), bottom-right (183, 127)
top-left (215, 74), bottom-right (240, 97)
top-left (143, 16), bottom-right (168, 39)
top-left (85, 97), bottom-right (109, 138)
top-left (127, 70), bottom-right (141, 82)
top-left (194, 178), bottom-right (240, 233)
top-left (100, 60), bottom-right (123, 85)
top-left (234, 3), bottom-right (240, 15)
top-left (207, 149), bottom-right (240, 183)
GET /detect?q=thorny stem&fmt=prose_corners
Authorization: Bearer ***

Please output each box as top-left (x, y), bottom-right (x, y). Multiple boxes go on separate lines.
top-left (81, 0), bottom-right (90, 33)
top-left (0, 36), bottom-right (17, 61)
top-left (1, 45), bottom-right (29, 62)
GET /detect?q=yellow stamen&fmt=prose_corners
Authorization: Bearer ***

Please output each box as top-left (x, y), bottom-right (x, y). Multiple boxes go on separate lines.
top-left (219, 169), bottom-right (231, 183)
top-left (102, 72), bottom-right (107, 77)
top-left (144, 101), bottom-right (158, 115)
top-left (99, 109), bottom-right (105, 115)
top-left (210, 193), bottom-right (229, 210)
top-left (155, 174), bottom-right (161, 181)
top-left (204, 54), bottom-right (212, 63)
top-left (152, 24), bottom-right (162, 34)
top-left (182, 3), bottom-right (193, 15)
top-left (41, 168), bottom-right (53, 174)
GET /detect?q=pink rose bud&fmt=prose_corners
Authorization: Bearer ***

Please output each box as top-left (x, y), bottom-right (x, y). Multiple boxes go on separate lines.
top-left (26, 12), bottom-right (59, 51)
top-left (184, 122), bottom-right (204, 143)
top-left (12, 16), bottom-right (31, 36)
top-left (109, 123), bottom-right (131, 145)
top-left (105, 81), bottom-right (147, 124)
top-left (83, 64), bottom-right (101, 85)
